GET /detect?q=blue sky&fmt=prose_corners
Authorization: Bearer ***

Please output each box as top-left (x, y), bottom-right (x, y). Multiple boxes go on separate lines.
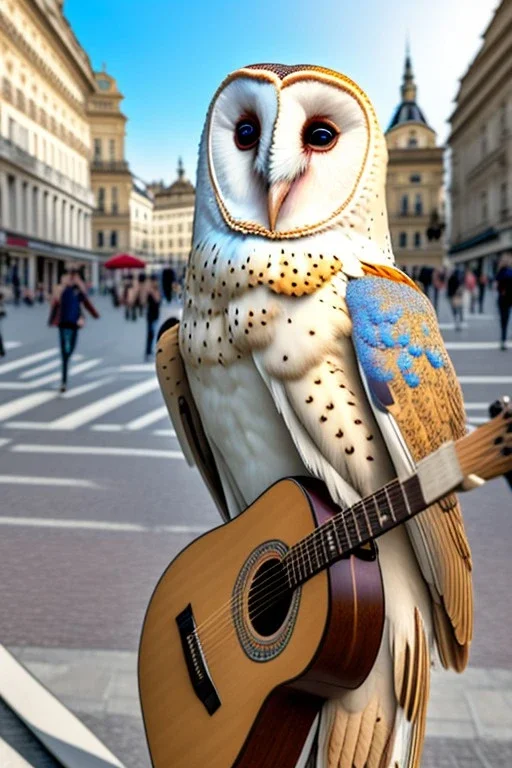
top-left (66, 0), bottom-right (499, 185)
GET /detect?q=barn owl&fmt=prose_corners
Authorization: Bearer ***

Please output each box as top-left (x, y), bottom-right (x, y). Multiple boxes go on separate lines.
top-left (160, 64), bottom-right (473, 768)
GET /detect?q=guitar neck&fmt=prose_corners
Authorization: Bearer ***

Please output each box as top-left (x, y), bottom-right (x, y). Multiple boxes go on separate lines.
top-left (285, 406), bottom-right (512, 588)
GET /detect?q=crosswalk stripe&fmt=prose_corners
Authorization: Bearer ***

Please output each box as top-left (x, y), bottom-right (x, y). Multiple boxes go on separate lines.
top-left (20, 356), bottom-right (82, 379)
top-left (445, 342), bottom-right (504, 350)
top-left (11, 444), bottom-right (184, 459)
top-left (465, 403), bottom-right (492, 411)
top-left (459, 376), bottom-right (512, 384)
top-left (0, 349), bottom-right (57, 375)
top-left (62, 376), bottom-right (113, 399)
top-left (153, 429), bottom-right (177, 437)
top-left (0, 516), bottom-right (205, 533)
top-left (27, 358), bottom-right (102, 389)
top-left (49, 377), bottom-right (159, 429)
top-left (125, 405), bottom-right (168, 431)
top-left (4, 341), bottom-right (21, 350)
top-left (0, 391), bottom-right (57, 422)
top-left (0, 476), bottom-right (101, 488)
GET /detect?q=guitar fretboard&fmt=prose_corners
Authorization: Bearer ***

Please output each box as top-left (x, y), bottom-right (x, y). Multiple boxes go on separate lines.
top-left (284, 476), bottom-right (425, 588)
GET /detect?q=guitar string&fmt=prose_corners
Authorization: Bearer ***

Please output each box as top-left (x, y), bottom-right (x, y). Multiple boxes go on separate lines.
top-left (191, 481), bottom-right (423, 652)
top-left (190, 421), bottom-right (507, 653)
top-left (187, 479), bottom-right (399, 643)
top-left (201, 483), bottom-right (430, 661)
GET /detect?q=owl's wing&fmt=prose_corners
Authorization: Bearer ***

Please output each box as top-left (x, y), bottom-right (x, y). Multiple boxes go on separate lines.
top-left (156, 323), bottom-right (230, 521)
top-left (345, 275), bottom-right (473, 671)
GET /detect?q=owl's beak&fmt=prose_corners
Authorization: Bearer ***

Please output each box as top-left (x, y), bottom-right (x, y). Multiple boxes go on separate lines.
top-left (268, 180), bottom-right (292, 231)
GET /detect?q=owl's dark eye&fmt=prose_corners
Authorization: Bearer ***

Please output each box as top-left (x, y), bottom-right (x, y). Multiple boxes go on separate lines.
top-left (303, 120), bottom-right (339, 150)
top-left (234, 116), bottom-right (260, 150)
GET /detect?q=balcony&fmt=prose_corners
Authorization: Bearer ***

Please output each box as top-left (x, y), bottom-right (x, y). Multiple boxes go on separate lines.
top-left (91, 160), bottom-right (130, 173)
top-left (0, 136), bottom-right (94, 207)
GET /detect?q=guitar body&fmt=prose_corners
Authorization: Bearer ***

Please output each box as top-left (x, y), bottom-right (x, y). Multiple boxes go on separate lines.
top-left (139, 478), bottom-right (384, 768)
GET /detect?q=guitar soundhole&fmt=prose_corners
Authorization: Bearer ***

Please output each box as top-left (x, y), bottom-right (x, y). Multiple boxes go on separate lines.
top-left (248, 558), bottom-right (292, 638)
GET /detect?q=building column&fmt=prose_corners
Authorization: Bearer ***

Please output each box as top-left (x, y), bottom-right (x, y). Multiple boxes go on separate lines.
top-left (15, 176), bottom-right (23, 233)
top-left (37, 188), bottom-right (45, 239)
top-left (27, 253), bottom-right (36, 292)
top-left (0, 171), bottom-right (10, 228)
top-left (91, 258), bottom-right (99, 291)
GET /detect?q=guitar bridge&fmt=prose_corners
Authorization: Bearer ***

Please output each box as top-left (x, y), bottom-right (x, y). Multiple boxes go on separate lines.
top-left (176, 604), bottom-right (221, 716)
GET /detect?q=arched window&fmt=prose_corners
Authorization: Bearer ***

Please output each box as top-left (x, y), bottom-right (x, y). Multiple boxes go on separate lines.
top-left (410, 173), bottom-right (421, 183)
top-left (414, 232), bottom-right (421, 248)
top-left (414, 194), bottom-right (423, 215)
top-left (408, 131), bottom-right (418, 148)
top-left (399, 232), bottom-right (407, 248)
top-left (400, 195), bottom-right (409, 215)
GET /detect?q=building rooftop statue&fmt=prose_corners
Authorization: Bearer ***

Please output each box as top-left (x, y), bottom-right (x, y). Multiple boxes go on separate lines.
top-left (386, 48), bottom-right (431, 133)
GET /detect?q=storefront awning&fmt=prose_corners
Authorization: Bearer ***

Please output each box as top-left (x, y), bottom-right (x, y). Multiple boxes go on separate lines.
top-left (448, 227), bottom-right (499, 255)
top-left (0, 229), bottom-right (101, 263)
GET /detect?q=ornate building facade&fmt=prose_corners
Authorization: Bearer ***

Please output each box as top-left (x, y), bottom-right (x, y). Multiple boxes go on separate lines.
top-left (0, 0), bottom-right (99, 291)
top-left (448, 0), bottom-right (512, 273)
top-left (87, 69), bottom-right (153, 260)
top-left (151, 159), bottom-right (194, 275)
top-left (385, 52), bottom-right (445, 271)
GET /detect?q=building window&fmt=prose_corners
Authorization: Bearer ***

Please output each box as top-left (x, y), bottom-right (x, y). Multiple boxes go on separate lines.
top-left (481, 190), bottom-right (488, 222)
top-left (110, 231), bottom-right (118, 248)
top-left (399, 232), bottom-right (407, 248)
top-left (94, 138), bottom-right (102, 161)
top-left (109, 139), bottom-right (115, 160)
top-left (168, 239), bottom-right (173, 247)
top-left (501, 182), bottom-right (508, 219)
top-left (177, 223), bottom-right (183, 233)
top-left (408, 131), bottom-right (418, 148)
top-left (410, 173), bottom-right (421, 183)
top-left (414, 194), bottom-right (423, 215)
top-left (97, 231), bottom-right (104, 247)
top-left (500, 102), bottom-right (508, 136)
top-left (414, 232), bottom-right (421, 248)
top-left (400, 195), bottom-right (409, 215)
top-left (97, 187), bottom-right (105, 212)
top-left (178, 238), bottom-right (184, 248)
top-left (111, 186), bottom-right (118, 214)
top-left (480, 125), bottom-right (487, 158)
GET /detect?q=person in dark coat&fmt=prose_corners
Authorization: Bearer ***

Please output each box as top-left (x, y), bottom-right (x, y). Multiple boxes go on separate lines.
top-left (48, 271), bottom-right (100, 392)
top-left (496, 254), bottom-right (512, 351)
top-left (145, 275), bottom-right (161, 360)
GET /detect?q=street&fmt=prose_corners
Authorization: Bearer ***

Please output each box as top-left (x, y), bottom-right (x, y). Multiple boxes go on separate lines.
top-left (0, 292), bottom-right (511, 768)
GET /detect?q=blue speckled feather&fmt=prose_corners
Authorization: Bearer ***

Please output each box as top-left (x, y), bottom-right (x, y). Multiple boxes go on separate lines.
top-left (346, 274), bottom-right (472, 671)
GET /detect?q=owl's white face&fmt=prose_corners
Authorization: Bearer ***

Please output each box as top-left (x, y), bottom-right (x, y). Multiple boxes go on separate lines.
top-left (206, 64), bottom-right (382, 239)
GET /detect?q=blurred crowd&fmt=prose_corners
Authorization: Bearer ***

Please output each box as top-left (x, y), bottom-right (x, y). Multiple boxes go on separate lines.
top-left (404, 255), bottom-right (512, 349)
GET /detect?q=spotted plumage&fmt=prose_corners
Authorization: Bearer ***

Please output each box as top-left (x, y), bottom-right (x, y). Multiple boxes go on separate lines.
top-left (163, 63), bottom-right (473, 768)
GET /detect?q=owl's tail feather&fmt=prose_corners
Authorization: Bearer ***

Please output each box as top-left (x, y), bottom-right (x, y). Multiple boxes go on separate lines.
top-left (317, 694), bottom-right (395, 768)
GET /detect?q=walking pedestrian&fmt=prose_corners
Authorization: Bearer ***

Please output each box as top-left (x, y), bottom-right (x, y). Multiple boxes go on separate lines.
top-left (447, 268), bottom-right (464, 331)
top-left (145, 275), bottom-right (161, 361)
top-left (477, 270), bottom-right (488, 314)
top-left (11, 264), bottom-right (21, 306)
top-left (48, 270), bottom-right (100, 392)
top-left (0, 289), bottom-right (6, 357)
top-left (432, 267), bottom-right (446, 315)
top-left (465, 268), bottom-right (477, 314)
top-left (496, 254), bottom-right (512, 351)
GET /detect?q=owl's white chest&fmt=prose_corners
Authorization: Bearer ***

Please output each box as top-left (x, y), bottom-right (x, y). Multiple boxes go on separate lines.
top-left (185, 357), bottom-right (306, 512)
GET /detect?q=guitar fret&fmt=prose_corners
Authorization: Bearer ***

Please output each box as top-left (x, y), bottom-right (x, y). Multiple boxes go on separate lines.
top-left (361, 498), bottom-right (374, 536)
top-left (332, 517), bottom-right (343, 554)
top-left (384, 485), bottom-right (397, 523)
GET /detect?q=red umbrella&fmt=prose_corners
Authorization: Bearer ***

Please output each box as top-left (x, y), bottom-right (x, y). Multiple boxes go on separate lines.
top-left (104, 253), bottom-right (146, 270)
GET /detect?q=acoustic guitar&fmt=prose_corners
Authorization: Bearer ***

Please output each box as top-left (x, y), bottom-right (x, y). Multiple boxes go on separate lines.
top-left (139, 405), bottom-right (512, 768)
